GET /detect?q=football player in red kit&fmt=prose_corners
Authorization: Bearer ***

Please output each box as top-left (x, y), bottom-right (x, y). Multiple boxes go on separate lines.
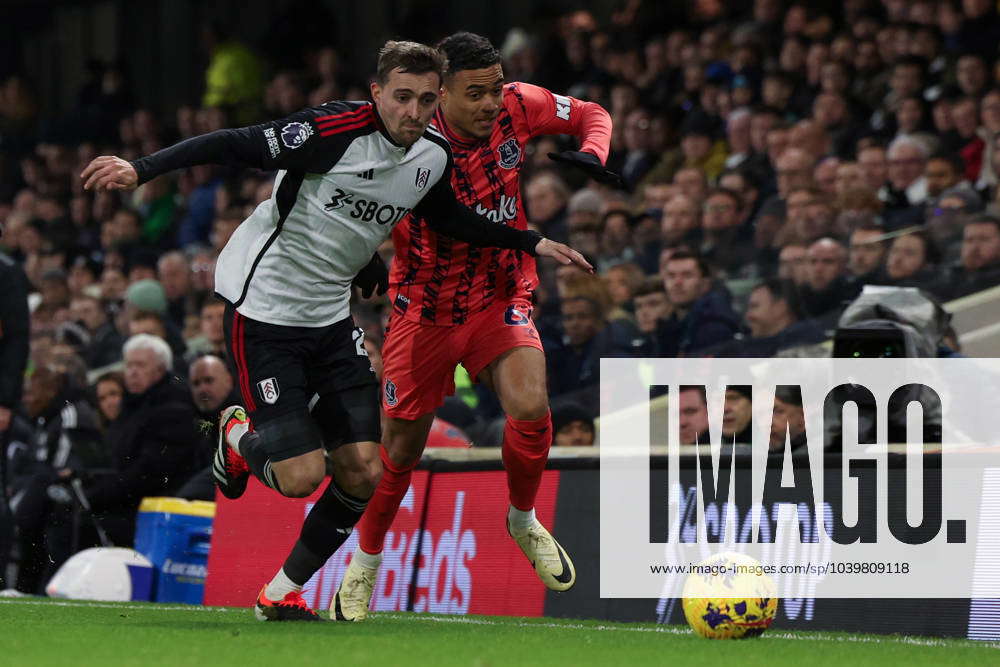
top-left (335, 32), bottom-right (617, 620)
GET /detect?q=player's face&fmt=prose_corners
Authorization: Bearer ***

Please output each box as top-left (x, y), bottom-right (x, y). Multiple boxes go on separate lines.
top-left (371, 69), bottom-right (441, 147)
top-left (441, 64), bottom-right (504, 140)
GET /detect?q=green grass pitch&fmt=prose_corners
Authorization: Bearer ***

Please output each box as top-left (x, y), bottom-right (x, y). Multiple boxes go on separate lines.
top-left (1, 598), bottom-right (997, 666)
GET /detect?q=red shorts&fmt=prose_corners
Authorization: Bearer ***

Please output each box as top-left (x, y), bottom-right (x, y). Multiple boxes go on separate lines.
top-left (380, 299), bottom-right (543, 419)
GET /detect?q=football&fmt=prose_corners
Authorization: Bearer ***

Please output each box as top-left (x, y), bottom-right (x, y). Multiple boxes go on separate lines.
top-left (682, 552), bottom-right (779, 639)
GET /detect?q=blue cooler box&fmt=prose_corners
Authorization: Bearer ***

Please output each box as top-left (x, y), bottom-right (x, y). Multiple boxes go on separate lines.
top-left (134, 497), bottom-right (215, 604)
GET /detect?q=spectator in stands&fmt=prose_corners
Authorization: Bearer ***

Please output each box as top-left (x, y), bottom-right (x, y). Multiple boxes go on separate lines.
top-left (883, 229), bottom-right (939, 290)
top-left (525, 171), bottom-right (570, 242)
top-left (176, 354), bottom-right (239, 501)
top-left (76, 334), bottom-right (199, 546)
top-left (722, 387), bottom-right (753, 445)
top-left (755, 148), bottom-right (814, 255)
top-left (157, 250), bottom-right (195, 330)
top-left (677, 385), bottom-right (709, 446)
top-left (8, 365), bottom-right (103, 593)
top-left (661, 194), bottom-right (702, 249)
top-left (945, 214), bottom-right (1000, 299)
top-left (925, 153), bottom-right (966, 203)
top-left (778, 242), bottom-right (809, 286)
top-left (629, 277), bottom-right (669, 356)
top-left (69, 294), bottom-right (123, 369)
top-left (858, 144), bottom-right (889, 194)
top-left (800, 237), bottom-right (859, 329)
top-left (603, 262), bottom-right (645, 312)
top-left (848, 225), bottom-right (888, 284)
top-left (185, 298), bottom-right (227, 361)
top-left (769, 386), bottom-right (806, 452)
top-left (775, 187), bottom-right (835, 247)
top-left (700, 187), bottom-right (755, 279)
top-left (546, 296), bottom-right (631, 400)
top-left (884, 136), bottom-right (930, 228)
top-left (612, 107), bottom-right (659, 190)
top-left (551, 404), bottom-right (595, 447)
top-left (92, 371), bottom-right (124, 431)
top-left (927, 186), bottom-right (983, 262)
top-left (656, 250), bottom-right (739, 357)
top-left (716, 278), bottom-right (824, 357)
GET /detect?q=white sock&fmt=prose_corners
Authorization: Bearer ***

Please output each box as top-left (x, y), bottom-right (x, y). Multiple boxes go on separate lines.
top-left (507, 505), bottom-right (536, 536)
top-left (227, 421), bottom-right (249, 455)
top-left (352, 548), bottom-right (383, 570)
top-left (264, 568), bottom-right (301, 601)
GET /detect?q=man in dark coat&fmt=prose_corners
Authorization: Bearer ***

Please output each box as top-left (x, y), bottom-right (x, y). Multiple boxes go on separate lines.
top-left (656, 250), bottom-right (740, 357)
top-left (80, 333), bottom-right (200, 545)
top-left (0, 245), bottom-right (28, 590)
top-left (8, 366), bottom-right (103, 593)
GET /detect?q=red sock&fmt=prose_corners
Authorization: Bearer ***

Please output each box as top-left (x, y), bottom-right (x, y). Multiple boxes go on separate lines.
top-left (502, 411), bottom-right (553, 511)
top-left (358, 447), bottom-right (417, 555)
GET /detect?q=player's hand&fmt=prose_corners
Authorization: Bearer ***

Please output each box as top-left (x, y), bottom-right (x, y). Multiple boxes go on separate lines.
top-left (353, 253), bottom-right (389, 298)
top-left (535, 238), bottom-right (594, 273)
top-left (81, 156), bottom-right (139, 192)
top-left (547, 150), bottom-right (623, 188)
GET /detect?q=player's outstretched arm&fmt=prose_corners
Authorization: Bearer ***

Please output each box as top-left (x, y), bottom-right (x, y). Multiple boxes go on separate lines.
top-left (81, 103), bottom-right (356, 192)
top-left (81, 127), bottom-right (264, 192)
top-left (415, 178), bottom-right (592, 272)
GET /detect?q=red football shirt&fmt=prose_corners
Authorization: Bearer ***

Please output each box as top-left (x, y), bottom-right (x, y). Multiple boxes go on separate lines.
top-left (388, 81), bottom-right (611, 326)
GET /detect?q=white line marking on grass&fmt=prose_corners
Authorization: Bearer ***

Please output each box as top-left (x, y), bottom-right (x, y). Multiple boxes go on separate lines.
top-left (0, 599), bottom-right (234, 613)
top-left (3, 599), bottom-right (999, 650)
top-left (377, 612), bottom-right (1000, 649)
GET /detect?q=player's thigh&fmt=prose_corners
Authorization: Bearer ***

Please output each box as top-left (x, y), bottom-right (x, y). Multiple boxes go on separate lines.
top-left (483, 346), bottom-right (549, 420)
top-left (462, 300), bottom-right (548, 420)
top-left (380, 314), bottom-right (460, 421)
top-left (223, 304), bottom-right (325, 470)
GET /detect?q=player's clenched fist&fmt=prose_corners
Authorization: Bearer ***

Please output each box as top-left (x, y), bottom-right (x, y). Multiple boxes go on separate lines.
top-left (80, 156), bottom-right (139, 192)
top-left (534, 238), bottom-right (594, 273)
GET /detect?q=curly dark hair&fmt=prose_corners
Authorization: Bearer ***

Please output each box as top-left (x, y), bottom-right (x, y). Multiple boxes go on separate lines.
top-left (436, 32), bottom-right (501, 78)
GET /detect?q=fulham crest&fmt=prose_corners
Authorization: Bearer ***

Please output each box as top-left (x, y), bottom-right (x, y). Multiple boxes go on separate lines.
top-left (257, 377), bottom-right (280, 404)
top-left (415, 167), bottom-right (431, 191)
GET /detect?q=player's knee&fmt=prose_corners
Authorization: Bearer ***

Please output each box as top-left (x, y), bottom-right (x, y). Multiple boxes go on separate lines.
top-left (383, 420), bottom-right (430, 469)
top-left (337, 456), bottom-right (382, 498)
top-left (278, 466), bottom-right (325, 498)
top-left (505, 386), bottom-right (549, 421)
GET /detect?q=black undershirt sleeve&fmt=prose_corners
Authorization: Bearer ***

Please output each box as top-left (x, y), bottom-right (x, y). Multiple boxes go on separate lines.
top-left (413, 170), bottom-right (542, 255)
top-left (131, 127), bottom-right (263, 184)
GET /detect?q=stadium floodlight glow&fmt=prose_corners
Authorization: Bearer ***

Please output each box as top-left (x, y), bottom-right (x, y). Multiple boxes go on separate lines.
top-left (599, 357), bottom-right (1000, 600)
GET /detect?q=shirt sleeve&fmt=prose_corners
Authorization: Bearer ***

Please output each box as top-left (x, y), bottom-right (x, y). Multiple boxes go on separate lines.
top-left (414, 159), bottom-right (542, 255)
top-left (511, 82), bottom-right (612, 164)
top-left (131, 101), bottom-right (372, 184)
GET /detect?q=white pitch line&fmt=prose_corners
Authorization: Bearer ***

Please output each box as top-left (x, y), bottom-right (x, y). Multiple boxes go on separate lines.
top-left (2, 599), bottom-right (999, 649)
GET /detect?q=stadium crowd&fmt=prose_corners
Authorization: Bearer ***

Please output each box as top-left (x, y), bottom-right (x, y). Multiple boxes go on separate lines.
top-left (2, 0), bottom-right (1000, 591)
